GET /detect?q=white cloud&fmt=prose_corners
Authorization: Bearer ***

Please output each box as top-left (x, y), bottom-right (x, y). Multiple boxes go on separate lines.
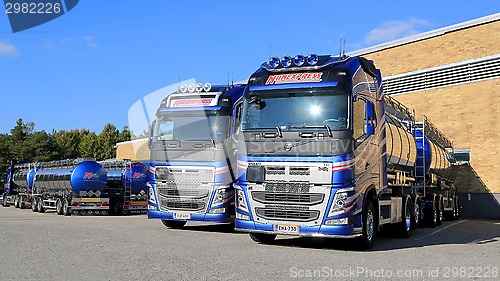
top-left (0, 40), bottom-right (19, 57)
top-left (364, 18), bottom-right (432, 44)
top-left (83, 36), bottom-right (97, 48)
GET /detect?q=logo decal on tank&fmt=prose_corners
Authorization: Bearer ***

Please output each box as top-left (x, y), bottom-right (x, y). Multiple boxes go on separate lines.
top-left (83, 172), bottom-right (93, 179)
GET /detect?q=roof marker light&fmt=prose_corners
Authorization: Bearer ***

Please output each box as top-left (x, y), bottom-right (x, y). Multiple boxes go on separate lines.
top-left (307, 54), bottom-right (319, 66)
top-left (269, 56), bottom-right (280, 69)
top-left (293, 55), bottom-right (305, 66)
top-left (195, 83), bottom-right (204, 92)
top-left (281, 56), bottom-right (292, 67)
top-left (187, 84), bottom-right (196, 93)
top-left (203, 82), bottom-right (212, 92)
top-left (179, 84), bottom-right (188, 93)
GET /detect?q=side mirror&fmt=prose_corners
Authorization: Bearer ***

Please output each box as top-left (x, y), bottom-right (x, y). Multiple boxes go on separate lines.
top-left (148, 121), bottom-right (156, 148)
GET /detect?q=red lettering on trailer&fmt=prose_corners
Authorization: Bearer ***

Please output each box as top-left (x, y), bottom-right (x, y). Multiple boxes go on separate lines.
top-left (83, 172), bottom-right (93, 179)
top-left (265, 72), bottom-right (323, 84)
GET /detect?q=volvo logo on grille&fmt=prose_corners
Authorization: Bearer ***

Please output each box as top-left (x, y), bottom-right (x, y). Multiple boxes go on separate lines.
top-left (284, 143), bottom-right (293, 151)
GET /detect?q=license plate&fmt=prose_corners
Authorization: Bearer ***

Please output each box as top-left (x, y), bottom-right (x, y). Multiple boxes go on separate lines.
top-left (275, 224), bottom-right (299, 233)
top-left (173, 212), bottom-right (191, 220)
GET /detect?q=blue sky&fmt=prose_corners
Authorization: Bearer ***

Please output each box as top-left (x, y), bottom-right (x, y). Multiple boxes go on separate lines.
top-left (0, 1), bottom-right (498, 135)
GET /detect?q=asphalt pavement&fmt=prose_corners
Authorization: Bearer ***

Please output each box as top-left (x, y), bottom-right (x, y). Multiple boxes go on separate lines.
top-left (0, 207), bottom-right (499, 280)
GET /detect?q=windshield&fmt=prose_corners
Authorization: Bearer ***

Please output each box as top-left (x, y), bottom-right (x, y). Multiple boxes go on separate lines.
top-left (242, 90), bottom-right (349, 131)
top-left (153, 112), bottom-right (230, 143)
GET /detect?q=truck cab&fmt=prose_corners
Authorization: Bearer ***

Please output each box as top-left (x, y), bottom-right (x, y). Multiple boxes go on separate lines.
top-left (147, 83), bottom-right (245, 228)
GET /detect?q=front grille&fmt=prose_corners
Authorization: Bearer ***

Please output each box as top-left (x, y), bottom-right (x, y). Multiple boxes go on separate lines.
top-left (255, 208), bottom-right (320, 222)
top-left (160, 199), bottom-right (205, 211)
top-left (158, 188), bottom-right (209, 199)
top-left (155, 167), bottom-right (214, 183)
top-left (252, 192), bottom-right (324, 205)
top-left (265, 182), bottom-right (310, 193)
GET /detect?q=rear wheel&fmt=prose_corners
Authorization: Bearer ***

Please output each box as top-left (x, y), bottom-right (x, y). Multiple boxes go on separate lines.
top-left (161, 220), bottom-right (186, 229)
top-left (56, 199), bottom-right (63, 215)
top-left (37, 199), bottom-right (45, 213)
top-left (249, 233), bottom-right (277, 244)
top-left (426, 194), bottom-right (437, 228)
top-left (14, 196), bottom-right (19, 208)
top-left (411, 195), bottom-right (422, 229)
top-left (2, 197), bottom-right (8, 207)
top-left (19, 198), bottom-right (26, 209)
top-left (436, 196), bottom-right (443, 226)
top-left (63, 199), bottom-right (71, 216)
top-left (31, 198), bottom-right (38, 212)
top-left (357, 200), bottom-right (376, 249)
top-left (398, 195), bottom-right (412, 238)
top-left (455, 197), bottom-right (460, 219)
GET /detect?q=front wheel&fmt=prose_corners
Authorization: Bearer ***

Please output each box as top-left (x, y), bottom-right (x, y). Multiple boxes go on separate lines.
top-left (357, 200), bottom-right (377, 249)
top-left (249, 233), bottom-right (277, 244)
top-left (161, 220), bottom-right (186, 229)
top-left (397, 195), bottom-right (413, 238)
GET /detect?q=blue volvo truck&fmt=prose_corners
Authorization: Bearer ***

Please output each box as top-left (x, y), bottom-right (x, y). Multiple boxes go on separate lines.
top-left (147, 83), bottom-right (245, 228)
top-left (234, 54), bottom-right (458, 248)
top-left (1, 162), bottom-right (36, 209)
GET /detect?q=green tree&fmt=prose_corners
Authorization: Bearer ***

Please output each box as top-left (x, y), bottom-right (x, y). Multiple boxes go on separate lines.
top-left (53, 129), bottom-right (82, 159)
top-left (78, 131), bottom-right (99, 159)
top-left (25, 131), bottom-right (60, 162)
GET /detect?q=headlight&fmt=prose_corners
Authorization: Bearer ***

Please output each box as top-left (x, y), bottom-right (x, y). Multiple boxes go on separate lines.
top-left (236, 188), bottom-right (249, 213)
top-left (328, 192), bottom-right (347, 217)
top-left (211, 186), bottom-right (230, 207)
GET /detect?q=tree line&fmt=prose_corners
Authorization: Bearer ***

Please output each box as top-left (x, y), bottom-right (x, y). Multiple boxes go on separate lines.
top-left (0, 118), bottom-right (131, 178)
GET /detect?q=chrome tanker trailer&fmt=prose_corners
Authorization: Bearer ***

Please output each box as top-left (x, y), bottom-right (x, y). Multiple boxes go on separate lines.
top-left (2, 162), bottom-right (36, 209)
top-left (31, 159), bottom-right (108, 215)
top-left (100, 159), bottom-right (149, 215)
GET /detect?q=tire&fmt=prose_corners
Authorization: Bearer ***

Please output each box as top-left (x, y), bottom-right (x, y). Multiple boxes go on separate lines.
top-left (357, 200), bottom-right (377, 249)
top-left (31, 198), bottom-right (38, 212)
top-left (161, 220), bottom-right (186, 229)
top-left (14, 196), bottom-right (19, 208)
top-left (249, 233), bottom-right (277, 244)
top-left (436, 195), bottom-right (443, 226)
top-left (455, 197), bottom-right (460, 219)
top-left (411, 194), bottom-right (422, 229)
top-left (19, 198), bottom-right (26, 209)
top-left (38, 199), bottom-right (45, 213)
top-left (63, 199), bottom-right (71, 216)
top-left (426, 194), bottom-right (437, 228)
top-left (2, 197), bottom-right (8, 207)
top-left (397, 195), bottom-right (412, 238)
top-left (56, 199), bottom-right (63, 215)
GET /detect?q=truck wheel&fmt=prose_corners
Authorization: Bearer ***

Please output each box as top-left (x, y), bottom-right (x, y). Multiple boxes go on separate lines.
top-left (56, 199), bottom-right (64, 215)
top-left (426, 194), bottom-right (437, 228)
top-left (436, 196), bottom-right (443, 226)
top-left (249, 233), bottom-right (277, 244)
top-left (63, 200), bottom-right (71, 216)
top-left (31, 198), bottom-right (38, 212)
top-left (411, 195), bottom-right (422, 230)
top-left (19, 198), bottom-right (26, 209)
top-left (357, 200), bottom-right (376, 249)
top-left (1, 198), bottom-right (8, 207)
top-left (455, 197), bottom-right (460, 219)
top-left (161, 220), bottom-right (186, 229)
top-left (37, 199), bottom-right (45, 213)
top-left (14, 196), bottom-right (19, 208)
top-left (398, 195), bottom-right (412, 238)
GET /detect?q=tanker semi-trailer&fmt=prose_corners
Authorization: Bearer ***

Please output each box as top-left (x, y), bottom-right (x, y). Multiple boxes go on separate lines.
top-left (100, 159), bottom-right (150, 215)
top-left (147, 83), bottom-right (245, 228)
top-left (234, 54), bottom-right (458, 249)
top-left (1, 162), bottom-right (36, 209)
top-left (31, 159), bottom-right (108, 215)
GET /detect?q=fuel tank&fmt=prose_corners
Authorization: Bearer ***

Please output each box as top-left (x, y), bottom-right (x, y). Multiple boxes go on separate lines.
top-left (35, 160), bottom-right (107, 193)
top-left (100, 160), bottom-right (149, 194)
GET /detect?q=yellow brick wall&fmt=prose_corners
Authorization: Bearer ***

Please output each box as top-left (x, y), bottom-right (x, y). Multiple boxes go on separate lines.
top-left (116, 138), bottom-right (150, 161)
top-left (364, 21), bottom-right (500, 76)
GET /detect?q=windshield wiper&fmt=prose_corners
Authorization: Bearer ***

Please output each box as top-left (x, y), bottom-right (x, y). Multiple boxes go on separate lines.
top-left (244, 127), bottom-right (282, 138)
top-left (290, 125), bottom-right (333, 138)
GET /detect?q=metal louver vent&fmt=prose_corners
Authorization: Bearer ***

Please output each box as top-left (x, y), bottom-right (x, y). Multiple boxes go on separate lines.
top-left (383, 54), bottom-right (500, 96)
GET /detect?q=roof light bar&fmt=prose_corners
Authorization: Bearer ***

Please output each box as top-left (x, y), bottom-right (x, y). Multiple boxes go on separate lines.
top-left (179, 82), bottom-right (213, 93)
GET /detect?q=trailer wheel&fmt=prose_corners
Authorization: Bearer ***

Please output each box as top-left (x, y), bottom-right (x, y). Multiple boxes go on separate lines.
top-left (436, 195), bottom-right (443, 226)
top-left (19, 198), bottom-right (26, 209)
top-left (426, 194), bottom-right (437, 228)
top-left (455, 196), bottom-right (460, 219)
top-left (397, 195), bottom-right (412, 238)
top-left (249, 233), bottom-right (277, 244)
top-left (56, 199), bottom-right (64, 215)
top-left (14, 196), bottom-right (19, 208)
top-left (1, 197), bottom-right (8, 207)
top-left (31, 198), bottom-right (38, 212)
top-left (411, 195), bottom-right (422, 229)
top-left (161, 220), bottom-right (186, 229)
top-left (37, 199), bottom-right (45, 213)
top-left (357, 200), bottom-right (376, 249)
top-left (63, 199), bottom-right (71, 216)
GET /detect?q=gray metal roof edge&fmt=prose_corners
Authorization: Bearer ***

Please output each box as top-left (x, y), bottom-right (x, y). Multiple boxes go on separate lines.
top-left (347, 13), bottom-right (500, 57)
